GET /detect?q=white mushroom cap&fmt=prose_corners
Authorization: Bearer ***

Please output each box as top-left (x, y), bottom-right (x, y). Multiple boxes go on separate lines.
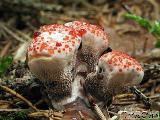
top-left (28, 24), bottom-right (83, 61)
top-left (27, 24), bottom-right (84, 82)
top-left (65, 21), bottom-right (110, 73)
top-left (97, 51), bottom-right (144, 94)
top-left (65, 21), bottom-right (109, 53)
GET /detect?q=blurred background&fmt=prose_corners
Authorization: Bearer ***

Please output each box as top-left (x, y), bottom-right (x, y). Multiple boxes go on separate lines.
top-left (0, 0), bottom-right (160, 60)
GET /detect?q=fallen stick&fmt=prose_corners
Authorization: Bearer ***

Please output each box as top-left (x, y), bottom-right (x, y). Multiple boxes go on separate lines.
top-left (0, 41), bottom-right (12, 57)
top-left (93, 103), bottom-right (107, 120)
top-left (0, 85), bottom-right (38, 111)
top-left (0, 108), bottom-right (28, 112)
top-left (86, 93), bottom-right (107, 120)
top-left (78, 111), bottom-right (85, 120)
top-left (28, 110), bottom-right (63, 120)
top-left (0, 22), bottom-right (25, 42)
top-left (81, 79), bottom-right (107, 120)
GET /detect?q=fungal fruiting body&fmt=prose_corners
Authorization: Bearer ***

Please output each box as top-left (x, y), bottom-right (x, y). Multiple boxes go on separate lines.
top-left (65, 21), bottom-right (109, 74)
top-left (27, 24), bottom-right (83, 107)
top-left (85, 51), bottom-right (144, 104)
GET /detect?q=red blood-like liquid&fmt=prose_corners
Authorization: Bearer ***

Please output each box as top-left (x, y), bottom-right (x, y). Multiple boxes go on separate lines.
top-left (33, 31), bottom-right (41, 39)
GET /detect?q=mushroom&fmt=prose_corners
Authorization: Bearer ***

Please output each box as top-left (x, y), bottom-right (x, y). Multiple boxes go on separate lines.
top-left (65, 21), bottom-right (109, 75)
top-left (27, 24), bottom-right (84, 110)
top-left (85, 51), bottom-right (144, 106)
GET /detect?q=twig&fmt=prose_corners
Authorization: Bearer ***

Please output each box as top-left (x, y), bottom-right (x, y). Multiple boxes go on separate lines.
top-left (142, 36), bottom-right (148, 53)
top-left (34, 99), bottom-right (44, 107)
top-left (112, 101), bottom-right (136, 105)
top-left (0, 85), bottom-right (38, 111)
top-left (148, 0), bottom-right (160, 19)
top-left (28, 111), bottom-right (49, 118)
top-left (28, 110), bottom-right (63, 120)
top-left (121, 3), bottom-right (132, 14)
top-left (114, 93), bottom-right (134, 99)
top-left (46, 109), bottom-right (63, 118)
top-left (116, 98), bottom-right (136, 102)
top-left (82, 81), bottom-right (107, 120)
top-left (26, 22), bottom-right (37, 31)
top-left (0, 108), bottom-right (28, 112)
top-left (0, 22), bottom-right (25, 42)
top-left (155, 85), bottom-right (160, 93)
top-left (14, 28), bottom-right (32, 41)
top-left (78, 111), bottom-right (85, 120)
top-left (107, 111), bottom-right (118, 116)
top-left (0, 41), bottom-right (12, 57)
top-left (93, 103), bottom-right (107, 120)
top-left (130, 86), bottom-right (151, 108)
top-left (149, 94), bottom-right (160, 99)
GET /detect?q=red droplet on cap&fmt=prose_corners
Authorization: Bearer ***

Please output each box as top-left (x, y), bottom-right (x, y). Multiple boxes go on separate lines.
top-left (56, 42), bottom-right (62, 47)
top-left (69, 30), bottom-right (77, 37)
top-left (78, 29), bottom-right (86, 37)
top-left (65, 44), bottom-right (69, 48)
top-left (33, 31), bottom-right (41, 39)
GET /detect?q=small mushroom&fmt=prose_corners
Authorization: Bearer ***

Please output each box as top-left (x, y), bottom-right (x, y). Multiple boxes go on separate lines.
top-left (85, 51), bottom-right (144, 105)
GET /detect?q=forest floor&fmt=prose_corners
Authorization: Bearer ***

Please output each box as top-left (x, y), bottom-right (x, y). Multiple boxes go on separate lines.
top-left (0, 0), bottom-right (160, 120)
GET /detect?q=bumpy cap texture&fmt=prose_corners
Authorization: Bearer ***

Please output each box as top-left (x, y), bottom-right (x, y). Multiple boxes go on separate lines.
top-left (65, 21), bottom-right (109, 49)
top-left (99, 51), bottom-right (144, 85)
top-left (28, 24), bottom-right (83, 61)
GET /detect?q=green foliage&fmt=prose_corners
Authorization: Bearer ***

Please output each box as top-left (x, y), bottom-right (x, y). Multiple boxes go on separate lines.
top-left (155, 40), bottom-right (160, 48)
top-left (0, 56), bottom-right (13, 76)
top-left (124, 14), bottom-right (151, 30)
top-left (150, 21), bottom-right (160, 38)
top-left (0, 111), bottom-right (27, 120)
top-left (124, 13), bottom-right (160, 48)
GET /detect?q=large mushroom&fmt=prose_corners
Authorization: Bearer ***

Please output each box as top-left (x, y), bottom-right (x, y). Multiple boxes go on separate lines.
top-left (27, 24), bottom-right (84, 110)
top-left (65, 21), bottom-right (109, 75)
top-left (85, 51), bottom-right (144, 106)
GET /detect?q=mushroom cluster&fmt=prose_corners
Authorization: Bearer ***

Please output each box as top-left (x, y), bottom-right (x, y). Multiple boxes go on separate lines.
top-left (27, 20), bottom-right (144, 111)
top-left (65, 21), bottom-right (109, 74)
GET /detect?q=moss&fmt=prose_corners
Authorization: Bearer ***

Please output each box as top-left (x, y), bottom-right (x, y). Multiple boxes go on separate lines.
top-left (0, 56), bottom-right (13, 77)
top-left (0, 111), bottom-right (27, 120)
